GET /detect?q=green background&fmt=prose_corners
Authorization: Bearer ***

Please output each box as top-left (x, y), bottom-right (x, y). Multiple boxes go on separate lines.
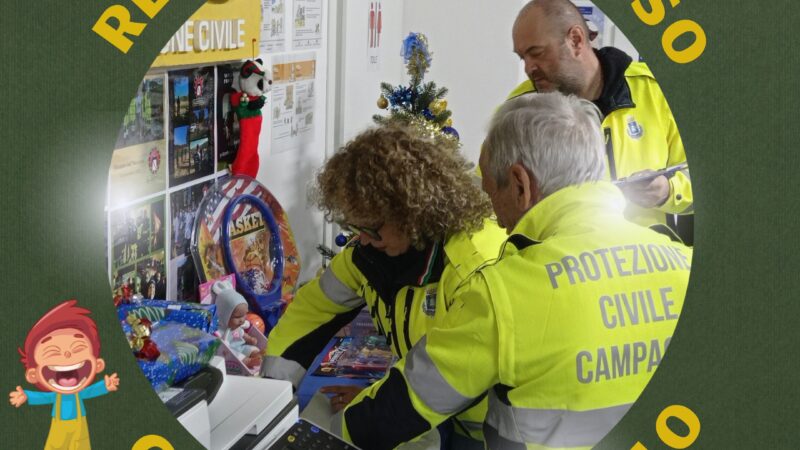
top-left (0, 1), bottom-right (793, 448)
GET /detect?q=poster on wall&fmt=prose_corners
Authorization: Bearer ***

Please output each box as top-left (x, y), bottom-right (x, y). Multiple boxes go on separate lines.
top-left (109, 197), bottom-right (167, 301)
top-left (169, 245), bottom-right (201, 302)
top-left (292, 0), bottom-right (322, 49)
top-left (260, 0), bottom-right (287, 53)
top-left (108, 141), bottom-right (168, 206)
top-left (367, 1), bottom-right (382, 72)
top-left (168, 67), bottom-right (216, 187)
top-left (115, 75), bottom-right (166, 149)
top-left (270, 53), bottom-right (317, 153)
top-left (108, 75), bottom-right (167, 206)
top-left (170, 180), bottom-right (214, 260)
top-left (168, 180), bottom-right (214, 301)
top-left (216, 63), bottom-right (242, 171)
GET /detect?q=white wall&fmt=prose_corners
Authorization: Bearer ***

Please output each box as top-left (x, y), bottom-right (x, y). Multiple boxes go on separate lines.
top-left (255, 0), bottom-right (330, 285)
top-left (401, 0), bottom-right (525, 164)
top-left (337, 0), bottom-right (408, 144)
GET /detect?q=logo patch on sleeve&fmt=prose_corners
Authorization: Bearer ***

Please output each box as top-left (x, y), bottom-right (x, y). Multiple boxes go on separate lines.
top-left (626, 115), bottom-right (644, 139)
top-left (422, 288), bottom-right (437, 317)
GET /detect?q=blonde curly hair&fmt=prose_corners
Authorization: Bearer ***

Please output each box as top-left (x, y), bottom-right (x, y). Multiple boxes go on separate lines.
top-left (313, 124), bottom-right (492, 249)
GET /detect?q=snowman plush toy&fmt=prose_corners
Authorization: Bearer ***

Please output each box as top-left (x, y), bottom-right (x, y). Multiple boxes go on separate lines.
top-left (230, 59), bottom-right (272, 178)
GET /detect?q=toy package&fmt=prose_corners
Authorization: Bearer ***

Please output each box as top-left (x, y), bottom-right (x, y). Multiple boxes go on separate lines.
top-left (217, 324), bottom-right (267, 376)
top-left (199, 273), bottom-right (236, 304)
top-left (334, 307), bottom-right (375, 338)
top-left (210, 279), bottom-right (267, 376)
top-left (312, 336), bottom-right (395, 379)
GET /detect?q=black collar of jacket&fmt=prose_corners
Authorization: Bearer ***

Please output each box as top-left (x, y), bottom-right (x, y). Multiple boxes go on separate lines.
top-left (352, 241), bottom-right (445, 306)
top-left (594, 47), bottom-right (634, 117)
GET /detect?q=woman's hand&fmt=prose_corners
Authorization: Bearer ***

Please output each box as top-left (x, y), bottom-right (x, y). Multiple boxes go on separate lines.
top-left (320, 385), bottom-right (364, 413)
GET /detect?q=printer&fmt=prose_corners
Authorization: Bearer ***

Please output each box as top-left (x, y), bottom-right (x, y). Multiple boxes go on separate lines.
top-left (162, 356), bottom-right (298, 450)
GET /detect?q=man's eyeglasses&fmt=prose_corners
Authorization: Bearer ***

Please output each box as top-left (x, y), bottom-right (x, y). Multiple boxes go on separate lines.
top-left (340, 223), bottom-right (382, 241)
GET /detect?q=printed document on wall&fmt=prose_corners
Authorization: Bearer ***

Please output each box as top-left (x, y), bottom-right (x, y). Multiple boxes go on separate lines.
top-left (260, 0), bottom-right (286, 53)
top-left (292, 0), bottom-right (322, 49)
top-left (366, 1), bottom-right (383, 72)
top-left (270, 52), bottom-right (317, 153)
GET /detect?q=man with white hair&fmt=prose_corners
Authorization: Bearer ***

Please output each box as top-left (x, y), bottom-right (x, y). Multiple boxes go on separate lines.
top-left (335, 92), bottom-right (692, 450)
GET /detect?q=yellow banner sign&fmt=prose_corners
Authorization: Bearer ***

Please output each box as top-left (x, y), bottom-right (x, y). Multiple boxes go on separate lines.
top-left (152, 0), bottom-right (261, 67)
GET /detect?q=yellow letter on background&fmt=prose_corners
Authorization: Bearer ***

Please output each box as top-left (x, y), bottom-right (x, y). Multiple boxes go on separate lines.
top-left (92, 5), bottom-right (147, 54)
top-left (656, 404), bottom-right (701, 449)
top-left (132, 0), bottom-right (170, 19)
top-left (631, 0), bottom-right (681, 26)
top-left (131, 435), bottom-right (175, 450)
top-left (662, 20), bottom-right (707, 64)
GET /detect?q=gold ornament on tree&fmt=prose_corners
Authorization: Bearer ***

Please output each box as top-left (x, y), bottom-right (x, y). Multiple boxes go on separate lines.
top-left (377, 96), bottom-right (389, 109)
top-left (430, 99), bottom-right (448, 115)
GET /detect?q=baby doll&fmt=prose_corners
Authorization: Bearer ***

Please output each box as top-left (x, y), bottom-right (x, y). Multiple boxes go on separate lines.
top-left (212, 280), bottom-right (262, 369)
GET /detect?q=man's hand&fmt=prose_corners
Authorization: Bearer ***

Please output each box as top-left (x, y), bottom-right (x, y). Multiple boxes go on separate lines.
top-left (320, 385), bottom-right (364, 413)
top-left (105, 373), bottom-right (120, 392)
top-left (618, 171), bottom-right (670, 208)
top-left (9, 386), bottom-right (27, 407)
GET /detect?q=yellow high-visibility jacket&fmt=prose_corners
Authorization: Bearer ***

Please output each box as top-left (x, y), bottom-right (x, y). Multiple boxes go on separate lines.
top-left (508, 47), bottom-right (692, 228)
top-left (339, 183), bottom-right (692, 450)
top-left (263, 219), bottom-right (506, 441)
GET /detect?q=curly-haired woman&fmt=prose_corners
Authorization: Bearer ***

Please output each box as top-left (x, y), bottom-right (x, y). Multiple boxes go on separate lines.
top-left (262, 124), bottom-right (506, 449)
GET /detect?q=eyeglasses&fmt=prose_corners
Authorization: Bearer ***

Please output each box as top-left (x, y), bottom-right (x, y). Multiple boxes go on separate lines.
top-left (341, 223), bottom-right (382, 241)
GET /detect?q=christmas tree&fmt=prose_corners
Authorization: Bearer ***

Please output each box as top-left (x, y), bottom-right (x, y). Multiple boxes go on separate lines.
top-left (374, 32), bottom-right (460, 147)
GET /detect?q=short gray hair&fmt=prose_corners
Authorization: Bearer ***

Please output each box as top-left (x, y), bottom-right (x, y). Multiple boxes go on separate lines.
top-left (484, 92), bottom-right (605, 197)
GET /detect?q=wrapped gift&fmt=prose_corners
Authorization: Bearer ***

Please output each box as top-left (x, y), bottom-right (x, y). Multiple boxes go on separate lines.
top-left (117, 300), bottom-right (218, 334)
top-left (136, 322), bottom-right (221, 392)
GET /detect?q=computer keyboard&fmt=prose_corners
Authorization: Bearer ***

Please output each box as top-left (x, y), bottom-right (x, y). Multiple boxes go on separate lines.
top-left (270, 418), bottom-right (359, 450)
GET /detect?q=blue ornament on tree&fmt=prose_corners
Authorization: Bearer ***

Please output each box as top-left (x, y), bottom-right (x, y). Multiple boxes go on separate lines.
top-left (401, 33), bottom-right (432, 67)
top-left (335, 234), bottom-right (349, 247)
top-left (441, 127), bottom-right (460, 139)
top-left (389, 86), bottom-right (416, 108)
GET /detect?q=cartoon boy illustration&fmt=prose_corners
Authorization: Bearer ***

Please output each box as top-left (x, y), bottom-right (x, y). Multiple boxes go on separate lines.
top-left (9, 300), bottom-right (120, 450)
